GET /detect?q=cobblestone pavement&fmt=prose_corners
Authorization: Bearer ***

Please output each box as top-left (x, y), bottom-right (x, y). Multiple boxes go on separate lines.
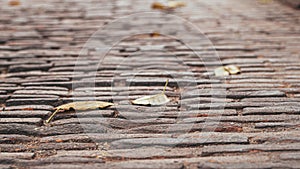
top-left (0, 0), bottom-right (300, 168)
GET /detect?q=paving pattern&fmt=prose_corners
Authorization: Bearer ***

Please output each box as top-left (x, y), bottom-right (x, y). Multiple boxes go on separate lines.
top-left (0, 0), bottom-right (300, 168)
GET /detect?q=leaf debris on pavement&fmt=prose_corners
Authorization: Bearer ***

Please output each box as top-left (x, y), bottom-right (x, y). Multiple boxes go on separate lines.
top-left (131, 79), bottom-right (170, 106)
top-left (46, 101), bottom-right (114, 123)
top-left (214, 65), bottom-right (241, 76)
top-left (9, 0), bottom-right (20, 6)
top-left (151, 1), bottom-right (186, 11)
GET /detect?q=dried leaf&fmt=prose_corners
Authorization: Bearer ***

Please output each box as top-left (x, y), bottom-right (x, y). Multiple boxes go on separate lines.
top-left (55, 139), bottom-right (64, 143)
top-left (9, 0), bottom-right (20, 6)
top-left (131, 79), bottom-right (170, 106)
top-left (131, 93), bottom-right (170, 106)
top-left (214, 65), bottom-right (241, 77)
top-left (151, 1), bottom-right (186, 11)
top-left (168, 1), bottom-right (186, 8)
top-left (46, 101), bottom-right (114, 123)
top-left (151, 2), bottom-right (166, 10)
top-left (225, 65), bottom-right (241, 75)
top-left (214, 67), bottom-right (230, 77)
top-left (150, 32), bottom-right (161, 37)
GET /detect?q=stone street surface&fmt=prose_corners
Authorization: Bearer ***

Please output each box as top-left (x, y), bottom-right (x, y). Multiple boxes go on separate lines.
top-left (0, 0), bottom-right (300, 168)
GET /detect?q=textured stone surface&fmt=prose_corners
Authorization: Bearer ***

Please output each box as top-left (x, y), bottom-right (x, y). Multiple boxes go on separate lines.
top-left (0, 118), bottom-right (42, 125)
top-left (4, 105), bottom-right (54, 111)
top-left (0, 0), bottom-right (299, 168)
top-left (0, 153), bottom-right (35, 160)
top-left (110, 133), bottom-right (249, 149)
top-left (280, 152), bottom-right (300, 160)
top-left (0, 110), bottom-right (51, 118)
top-left (243, 106), bottom-right (300, 115)
top-left (202, 143), bottom-right (300, 155)
top-left (0, 134), bottom-right (33, 143)
top-left (54, 147), bottom-right (202, 159)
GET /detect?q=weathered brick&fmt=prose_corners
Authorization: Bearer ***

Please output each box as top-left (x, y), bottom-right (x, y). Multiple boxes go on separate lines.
top-left (127, 78), bottom-right (220, 87)
top-left (182, 115), bottom-right (300, 123)
top-left (250, 131), bottom-right (300, 143)
top-left (0, 152), bottom-right (34, 160)
top-left (202, 143), bottom-right (300, 155)
top-left (54, 147), bottom-right (202, 159)
top-left (0, 124), bottom-right (39, 136)
top-left (4, 105), bottom-right (54, 111)
top-left (29, 157), bottom-right (105, 167)
top-left (8, 64), bottom-right (53, 73)
top-left (110, 133), bottom-right (248, 149)
top-left (255, 122), bottom-right (299, 128)
top-left (34, 143), bottom-right (97, 151)
top-left (123, 122), bottom-right (243, 134)
top-left (241, 97), bottom-right (300, 103)
top-left (118, 109), bottom-right (237, 119)
top-left (11, 95), bottom-right (59, 99)
top-left (0, 86), bottom-right (23, 93)
top-left (14, 90), bottom-right (68, 96)
top-left (105, 154), bottom-right (271, 169)
top-left (0, 118), bottom-right (42, 125)
top-left (188, 101), bottom-right (300, 110)
top-left (51, 117), bottom-right (176, 130)
top-left (0, 144), bottom-right (28, 152)
top-left (6, 98), bottom-right (59, 106)
top-left (0, 110), bottom-right (51, 118)
top-left (243, 106), bottom-right (300, 115)
top-left (280, 152), bottom-right (300, 160)
top-left (0, 134), bottom-right (33, 143)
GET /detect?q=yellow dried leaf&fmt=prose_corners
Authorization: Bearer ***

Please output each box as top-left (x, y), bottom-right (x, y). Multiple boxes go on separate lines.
top-left (46, 101), bottom-right (114, 123)
top-left (151, 2), bottom-right (166, 10)
top-left (214, 65), bottom-right (241, 77)
top-left (168, 1), bottom-right (186, 8)
top-left (225, 65), bottom-right (241, 75)
top-left (151, 1), bottom-right (186, 11)
top-left (214, 67), bottom-right (230, 77)
top-left (9, 0), bottom-right (20, 6)
top-left (131, 79), bottom-right (170, 106)
top-left (55, 139), bottom-right (64, 143)
top-left (131, 93), bottom-right (170, 106)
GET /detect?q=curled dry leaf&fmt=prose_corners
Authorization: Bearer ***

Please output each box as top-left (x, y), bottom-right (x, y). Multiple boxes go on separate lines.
top-left (9, 0), bottom-right (20, 6)
top-left (151, 1), bottom-right (186, 11)
top-left (214, 65), bottom-right (241, 77)
top-left (46, 101), bottom-right (114, 123)
top-left (131, 93), bottom-right (170, 106)
top-left (225, 65), bottom-right (241, 74)
top-left (151, 2), bottom-right (166, 10)
top-left (131, 79), bottom-right (170, 106)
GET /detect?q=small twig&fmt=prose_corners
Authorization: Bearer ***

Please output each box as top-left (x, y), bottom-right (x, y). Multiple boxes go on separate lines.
top-left (163, 79), bottom-right (169, 94)
top-left (45, 109), bottom-right (60, 123)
